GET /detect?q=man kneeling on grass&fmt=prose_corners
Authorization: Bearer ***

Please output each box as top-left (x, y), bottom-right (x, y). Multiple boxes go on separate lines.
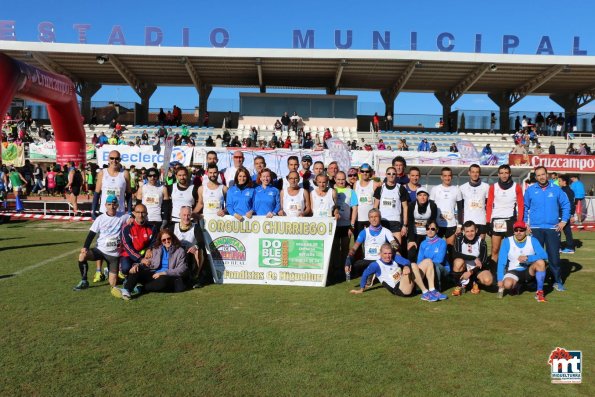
top-left (496, 220), bottom-right (548, 303)
top-left (111, 229), bottom-right (188, 300)
top-left (350, 243), bottom-right (414, 297)
top-left (451, 220), bottom-right (492, 296)
top-left (73, 194), bottom-right (130, 292)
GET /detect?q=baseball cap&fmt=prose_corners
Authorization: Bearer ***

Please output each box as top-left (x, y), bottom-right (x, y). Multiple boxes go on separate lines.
top-left (302, 155), bottom-right (312, 162)
top-left (416, 187), bottom-right (429, 196)
top-left (360, 163), bottom-right (372, 171)
top-left (106, 194), bottom-right (118, 205)
top-left (513, 220), bottom-right (527, 230)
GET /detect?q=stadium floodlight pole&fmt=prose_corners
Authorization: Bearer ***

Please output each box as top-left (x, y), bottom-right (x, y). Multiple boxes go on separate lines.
top-left (0, 53), bottom-right (86, 165)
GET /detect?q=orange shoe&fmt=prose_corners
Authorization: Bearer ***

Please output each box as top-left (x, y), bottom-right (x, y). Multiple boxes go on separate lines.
top-left (535, 290), bottom-right (547, 303)
top-left (452, 286), bottom-right (464, 296)
top-left (471, 282), bottom-right (481, 295)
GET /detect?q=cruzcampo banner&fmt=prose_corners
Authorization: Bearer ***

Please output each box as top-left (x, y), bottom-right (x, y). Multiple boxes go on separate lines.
top-left (202, 215), bottom-right (336, 287)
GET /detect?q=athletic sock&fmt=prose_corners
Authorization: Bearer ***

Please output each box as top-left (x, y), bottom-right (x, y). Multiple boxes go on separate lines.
top-left (536, 270), bottom-right (546, 291)
top-left (78, 261), bottom-right (89, 280)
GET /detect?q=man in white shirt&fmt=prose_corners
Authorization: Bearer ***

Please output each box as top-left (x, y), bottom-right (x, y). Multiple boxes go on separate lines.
top-left (459, 164), bottom-right (489, 239)
top-left (430, 167), bottom-right (463, 247)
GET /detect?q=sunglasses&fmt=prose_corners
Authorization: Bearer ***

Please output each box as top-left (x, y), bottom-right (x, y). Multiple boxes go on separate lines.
top-left (426, 227), bottom-right (437, 231)
top-left (109, 157), bottom-right (121, 161)
top-left (148, 175), bottom-right (157, 178)
top-left (348, 174), bottom-right (357, 177)
top-left (386, 173), bottom-right (396, 176)
top-left (360, 170), bottom-right (371, 174)
top-left (514, 228), bottom-right (526, 232)
top-left (161, 237), bottom-right (172, 242)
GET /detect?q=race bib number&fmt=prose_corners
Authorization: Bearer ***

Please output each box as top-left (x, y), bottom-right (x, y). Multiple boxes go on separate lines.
top-left (207, 200), bottom-right (220, 210)
top-left (391, 268), bottom-right (402, 282)
top-left (470, 199), bottom-right (483, 209)
top-left (382, 198), bottom-right (395, 208)
top-left (105, 236), bottom-right (120, 249)
top-left (359, 195), bottom-right (372, 204)
top-left (289, 203), bottom-right (302, 212)
top-left (105, 188), bottom-right (121, 200)
top-left (493, 219), bottom-right (508, 233)
top-left (316, 210), bottom-right (330, 217)
top-left (366, 244), bottom-right (380, 258)
top-left (441, 211), bottom-right (453, 221)
top-left (415, 219), bottom-right (427, 234)
top-left (145, 194), bottom-right (159, 206)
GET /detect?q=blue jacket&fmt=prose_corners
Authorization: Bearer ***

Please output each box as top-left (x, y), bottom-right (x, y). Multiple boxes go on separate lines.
top-left (524, 182), bottom-right (570, 229)
top-left (417, 141), bottom-right (430, 151)
top-left (253, 185), bottom-right (280, 215)
top-left (360, 256), bottom-right (411, 289)
top-left (497, 236), bottom-right (548, 281)
top-left (226, 185), bottom-right (254, 216)
top-left (417, 236), bottom-right (447, 265)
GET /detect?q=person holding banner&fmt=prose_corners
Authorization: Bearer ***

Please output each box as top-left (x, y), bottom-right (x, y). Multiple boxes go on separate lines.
top-left (174, 206), bottom-right (205, 289)
top-left (311, 174), bottom-right (338, 218)
top-left (226, 167), bottom-right (255, 221)
top-left (344, 208), bottom-right (397, 282)
top-left (93, 150), bottom-right (131, 219)
top-left (253, 168), bottom-right (281, 217)
top-left (374, 166), bottom-right (409, 246)
top-left (196, 164), bottom-right (227, 218)
top-left (350, 243), bottom-right (414, 297)
top-left (136, 167), bottom-right (170, 229)
top-left (280, 171), bottom-right (311, 217)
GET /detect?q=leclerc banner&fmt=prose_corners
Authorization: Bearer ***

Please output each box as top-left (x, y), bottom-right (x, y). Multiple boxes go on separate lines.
top-left (96, 144), bottom-right (193, 168)
top-left (202, 215), bottom-right (336, 287)
top-left (509, 154), bottom-right (595, 172)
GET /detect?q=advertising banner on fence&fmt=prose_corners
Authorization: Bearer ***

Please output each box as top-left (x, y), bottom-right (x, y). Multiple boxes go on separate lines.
top-left (509, 154), bottom-right (595, 172)
top-left (96, 144), bottom-right (193, 168)
top-left (203, 215), bottom-right (335, 287)
top-left (1, 142), bottom-right (25, 167)
top-left (29, 142), bottom-right (95, 161)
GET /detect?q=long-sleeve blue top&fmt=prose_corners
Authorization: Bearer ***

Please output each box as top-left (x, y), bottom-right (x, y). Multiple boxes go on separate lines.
top-left (497, 236), bottom-right (548, 281)
top-left (253, 185), bottom-right (280, 215)
top-left (360, 256), bottom-right (411, 289)
top-left (571, 180), bottom-right (586, 199)
top-left (524, 182), bottom-right (570, 229)
top-left (416, 236), bottom-right (447, 265)
top-left (226, 185), bottom-right (254, 216)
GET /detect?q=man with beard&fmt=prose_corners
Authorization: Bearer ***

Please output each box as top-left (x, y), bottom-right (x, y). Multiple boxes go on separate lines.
top-left (451, 221), bottom-right (491, 296)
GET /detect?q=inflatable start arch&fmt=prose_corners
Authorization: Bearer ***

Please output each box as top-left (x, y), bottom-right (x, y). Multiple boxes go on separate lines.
top-left (0, 53), bottom-right (86, 164)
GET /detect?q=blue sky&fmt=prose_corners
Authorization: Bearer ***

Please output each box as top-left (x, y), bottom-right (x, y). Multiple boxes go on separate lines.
top-left (4, 0), bottom-right (595, 114)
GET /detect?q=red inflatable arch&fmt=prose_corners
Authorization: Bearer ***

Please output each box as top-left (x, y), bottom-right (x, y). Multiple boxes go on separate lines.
top-left (0, 53), bottom-right (86, 164)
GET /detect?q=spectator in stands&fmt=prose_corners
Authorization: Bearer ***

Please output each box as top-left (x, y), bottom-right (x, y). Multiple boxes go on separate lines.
top-left (274, 119), bottom-right (282, 132)
top-left (158, 108), bottom-right (166, 124)
top-left (489, 112), bottom-right (497, 133)
top-left (205, 135), bottom-right (214, 147)
top-left (511, 142), bottom-right (527, 155)
top-left (514, 116), bottom-right (521, 131)
top-left (291, 111), bottom-right (300, 132)
top-left (323, 128), bottom-right (332, 149)
top-left (372, 112), bottom-right (380, 132)
top-left (222, 130), bottom-right (231, 145)
top-left (449, 143), bottom-right (458, 153)
top-left (203, 112), bottom-right (209, 127)
top-left (283, 136), bottom-right (292, 149)
top-left (281, 112), bottom-right (290, 132)
top-left (302, 133), bottom-right (313, 149)
top-left (377, 139), bottom-right (386, 150)
top-left (430, 142), bottom-right (438, 153)
top-left (418, 138), bottom-right (430, 152)
top-left (549, 141), bottom-right (556, 154)
top-left (566, 143), bottom-right (577, 155)
top-left (230, 136), bottom-right (241, 147)
top-left (32, 164), bottom-right (44, 194)
top-left (215, 135), bottom-right (223, 147)
top-left (385, 111), bottom-right (393, 131)
top-left (482, 143), bottom-right (492, 156)
top-left (578, 143), bottom-right (588, 155)
top-left (535, 112), bottom-right (545, 134)
top-left (315, 134), bottom-right (321, 146)
top-left (98, 132), bottom-right (108, 145)
top-left (91, 133), bottom-right (98, 146)
top-left (533, 145), bottom-right (544, 155)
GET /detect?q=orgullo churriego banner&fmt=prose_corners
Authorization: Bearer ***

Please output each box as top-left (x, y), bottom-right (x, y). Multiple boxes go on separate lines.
top-left (202, 215), bottom-right (336, 287)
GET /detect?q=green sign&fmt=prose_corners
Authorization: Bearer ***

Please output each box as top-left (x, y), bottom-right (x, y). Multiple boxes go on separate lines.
top-left (259, 238), bottom-right (324, 269)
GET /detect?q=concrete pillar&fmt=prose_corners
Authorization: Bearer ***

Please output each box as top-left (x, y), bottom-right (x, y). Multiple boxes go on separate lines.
top-left (135, 84), bottom-right (157, 125)
top-left (551, 94), bottom-right (579, 130)
top-left (380, 88), bottom-right (396, 120)
top-left (78, 82), bottom-right (101, 123)
top-left (198, 84), bottom-right (213, 126)
top-left (434, 92), bottom-right (453, 130)
top-left (488, 93), bottom-right (512, 132)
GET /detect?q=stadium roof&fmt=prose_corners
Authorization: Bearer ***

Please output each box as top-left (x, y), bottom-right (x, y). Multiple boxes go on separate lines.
top-left (2, 41), bottom-right (595, 102)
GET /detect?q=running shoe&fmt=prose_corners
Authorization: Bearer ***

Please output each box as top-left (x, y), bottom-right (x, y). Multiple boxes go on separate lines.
top-left (553, 283), bottom-right (567, 292)
top-left (535, 290), bottom-right (547, 303)
top-left (132, 285), bottom-right (143, 295)
top-left (421, 291), bottom-right (438, 302)
top-left (560, 248), bottom-right (575, 254)
top-left (118, 271), bottom-right (126, 280)
top-left (110, 287), bottom-right (123, 299)
top-left (92, 271), bottom-right (104, 283)
top-left (121, 288), bottom-right (131, 301)
top-left (452, 286), bottom-right (463, 296)
top-left (471, 282), bottom-right (481, 295)
top-left (430, 290), bottom-right (448, 301)
top-left (72, 280), bottom-right (89, 291)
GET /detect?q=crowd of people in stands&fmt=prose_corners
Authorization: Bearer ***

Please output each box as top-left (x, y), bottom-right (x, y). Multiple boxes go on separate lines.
top-left (62, 147), bottom-right (587, 304)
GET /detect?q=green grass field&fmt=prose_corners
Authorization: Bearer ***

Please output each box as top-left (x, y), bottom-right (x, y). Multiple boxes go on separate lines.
top-left (0, 220), bottom-right (593, 396)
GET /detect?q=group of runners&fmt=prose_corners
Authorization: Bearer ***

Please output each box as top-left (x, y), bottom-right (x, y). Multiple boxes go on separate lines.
top-left (72, 149), bottom-right (573, 303)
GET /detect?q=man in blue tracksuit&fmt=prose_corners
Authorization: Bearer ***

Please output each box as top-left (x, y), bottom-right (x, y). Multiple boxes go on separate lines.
top-left (524, 166), bottom-right (570, 291)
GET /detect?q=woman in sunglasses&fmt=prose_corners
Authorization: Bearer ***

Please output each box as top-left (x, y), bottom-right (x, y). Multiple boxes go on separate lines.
top-left (117, 229), bottom-right (188, 300)
top-left (136, 167), bottom-right (169, 229)
top-left (411, 220), bottom-right (448, 302)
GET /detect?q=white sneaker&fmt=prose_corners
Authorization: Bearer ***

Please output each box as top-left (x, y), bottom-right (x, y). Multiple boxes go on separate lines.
top-left (121, 288), bottom-right (131, 301)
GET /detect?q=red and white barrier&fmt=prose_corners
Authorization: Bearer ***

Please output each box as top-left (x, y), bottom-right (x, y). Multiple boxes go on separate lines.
top-left (3, 212), bottom-right (92, 221)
